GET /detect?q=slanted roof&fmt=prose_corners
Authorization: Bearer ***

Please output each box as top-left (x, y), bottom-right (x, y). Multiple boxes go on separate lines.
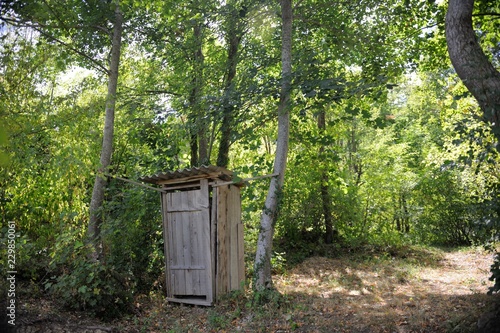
top-left (140, 165), bottom-right (233, 186)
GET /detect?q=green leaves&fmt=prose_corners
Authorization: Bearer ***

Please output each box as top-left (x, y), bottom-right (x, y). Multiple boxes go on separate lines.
top-left (1, 0), bottom-right (499, 316)
top-left (0, 125), bottom-right (9, 166)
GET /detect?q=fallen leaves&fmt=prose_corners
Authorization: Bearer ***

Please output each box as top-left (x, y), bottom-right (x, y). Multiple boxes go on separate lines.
top-left (273, 248), bottom-right (496, 333)
top-left (16, 247), bottom-right (500, 333)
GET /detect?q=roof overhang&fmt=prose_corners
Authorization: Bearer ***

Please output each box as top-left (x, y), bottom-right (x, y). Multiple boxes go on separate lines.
top-left (140, 165), bottom-right (233, 186)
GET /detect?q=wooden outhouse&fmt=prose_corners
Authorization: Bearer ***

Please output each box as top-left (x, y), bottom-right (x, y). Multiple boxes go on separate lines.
top-left (141, 165), bottom-right (244, 306)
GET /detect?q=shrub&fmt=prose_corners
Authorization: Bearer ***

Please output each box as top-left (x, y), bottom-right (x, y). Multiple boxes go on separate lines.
top-left (488, 252), bottom-right (500, 295)
top-left (45, 245), bottom-right (135, 319)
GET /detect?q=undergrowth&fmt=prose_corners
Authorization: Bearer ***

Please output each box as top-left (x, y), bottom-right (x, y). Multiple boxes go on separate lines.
top-left (14, 245), bottom-right (499, 333)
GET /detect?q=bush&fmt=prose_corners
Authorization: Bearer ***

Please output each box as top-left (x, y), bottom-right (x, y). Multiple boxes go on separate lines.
top-left (488, 252), bottom-right (500, 295)
top-left (45, 245), bottom-right (135, 319)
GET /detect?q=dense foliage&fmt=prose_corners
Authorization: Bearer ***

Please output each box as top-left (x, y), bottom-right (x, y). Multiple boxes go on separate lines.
top-left (0, 0), bottom-right (499, 316)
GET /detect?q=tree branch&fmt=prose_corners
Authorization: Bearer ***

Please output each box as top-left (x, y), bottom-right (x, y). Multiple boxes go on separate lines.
top-left (1, 15), bottom-right (110, 74)
top-left (472, 12), bottom-right (500, 18)
top-left (142, 89), bottom-right (182, 96)
top-left (1, 11), bottom-right (112, 35)
top-left (121, 86), bottom-right (183, 97)
top-left (35, 27), bottom-right (109, 75)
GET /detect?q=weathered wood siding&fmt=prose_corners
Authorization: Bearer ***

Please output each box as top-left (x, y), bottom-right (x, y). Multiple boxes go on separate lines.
top-left (163, 180), bottom-right (213, 305)
top-left (216, 184), bottom-right (244, 295)
top-left (157, 170), bottom-right (244, 306)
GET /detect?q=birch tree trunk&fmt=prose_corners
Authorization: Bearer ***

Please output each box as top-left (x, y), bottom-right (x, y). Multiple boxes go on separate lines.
top-left (253, 0), bottom-right (292, 291)
top-left (446, 0), bottom-right (500, 140)
top-left (87, 1), bottom-right (123, 257)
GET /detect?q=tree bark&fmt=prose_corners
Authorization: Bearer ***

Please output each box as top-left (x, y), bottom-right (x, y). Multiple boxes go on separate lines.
top-left (253, 0), bottom-right (292, 291)
top-left (189, 115), bottom-right (199, 166)
top-left (87, 1), bottom-right (123, 256)
top-left (216, 4), bottom-right (247, 168)
top-left (189, 23), bottom-right (206, 166)
top-left (446, 0), bottom-right (500, 139)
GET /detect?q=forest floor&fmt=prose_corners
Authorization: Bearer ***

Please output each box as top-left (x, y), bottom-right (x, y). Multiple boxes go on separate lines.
top-left (13, 245), bottom-right (500, 333)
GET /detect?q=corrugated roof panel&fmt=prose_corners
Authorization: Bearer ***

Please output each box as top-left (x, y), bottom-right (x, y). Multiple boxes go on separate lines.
top-left (140, 165), bottom-right (233, 185)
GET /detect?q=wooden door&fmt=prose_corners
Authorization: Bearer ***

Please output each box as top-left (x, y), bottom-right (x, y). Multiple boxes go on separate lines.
top-left (162, 180), bottom-right (213, 305)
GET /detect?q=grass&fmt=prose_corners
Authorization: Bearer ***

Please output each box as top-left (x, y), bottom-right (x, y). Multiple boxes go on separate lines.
top-left (15, 245), bottom-right (500, 333)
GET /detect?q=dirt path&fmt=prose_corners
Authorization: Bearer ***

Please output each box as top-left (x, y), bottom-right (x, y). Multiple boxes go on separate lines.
top-left (274, 247), bottom-right (498, 333)
top-left (13, 246), bottom-right (500, 333)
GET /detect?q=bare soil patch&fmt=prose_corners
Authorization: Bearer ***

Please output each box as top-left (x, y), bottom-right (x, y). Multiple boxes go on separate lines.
top-left (13, 246), bottom-right (500, 333)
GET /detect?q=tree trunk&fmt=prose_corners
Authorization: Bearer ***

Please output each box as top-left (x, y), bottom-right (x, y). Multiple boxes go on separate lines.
top-left (189, 23), bottom-right (206, 166)
top-left (446, 0), bottom-right (500, 140)
top-left (318, 110), bottom-right (334, 244)
top-left (189, 114), bottom-right (199, 167)
top-left (87, 1), bottom-right (123, 257)
top-left (216, 4), bottom-right (246, 168)
top-left (402, 192), bottom-right (410, 233)
top-left (253, 0), bottom-right (292, 292)
top-left (348, 119), bottom-right (363, 186)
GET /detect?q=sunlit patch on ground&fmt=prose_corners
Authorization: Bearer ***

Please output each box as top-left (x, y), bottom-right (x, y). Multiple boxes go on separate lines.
top-left (273, 248), bottom-right (496, 333)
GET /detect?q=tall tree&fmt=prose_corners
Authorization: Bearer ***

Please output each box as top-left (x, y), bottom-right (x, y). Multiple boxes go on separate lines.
top-left (1, 0), bottom-right (126, 256)
top-left (216, 1), bottom-right (248, 168)
top-left (142, 0), bottom-right (220, 167)
top-left (188, 20), bottom-right (206, 166)
top-left (88, 1), bottom-right (124, 257)
top-left (446, 0), bottom-right (500, 140)
top-left (254, 0), bottom-right (292, 291)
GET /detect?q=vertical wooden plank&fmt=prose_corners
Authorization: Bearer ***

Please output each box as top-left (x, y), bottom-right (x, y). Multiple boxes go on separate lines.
top-left (199, 179), bottom-right (209, 209)
top-left (174, 212), bottom-right (186, 295)
top-left (200, 179), bottom-right (213, 303)
top-left (161, 193), bottom-right (172, 299)
top-left (227, 185), bottom-right (244, 290)
top-left (217, 185), bottom-right (228, 295)
top-left (182, 192), bottom-right (191, 294)
top-left (169, 201), bottom-right (183, 295)
top-left (192, 192), bottom-right (205, 296)
top-left (234, 187), bottom-right (245, 289)
top-left (182, 207), bottom-right (193, 295)
top-left (228, 185), bottom-right (238, 290)
top-left (190, 208), bottom-right (199, 296)
top-left (168, 200), bottom-right (184, 295)
top-left (167, 192), bottom-right (176, 295)
top-left (210, 185), bottom-right (217, 299)
top-left (185, 190), bottom-right (195, 295)
top-left (187, 190), bottom-right (195, 295)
